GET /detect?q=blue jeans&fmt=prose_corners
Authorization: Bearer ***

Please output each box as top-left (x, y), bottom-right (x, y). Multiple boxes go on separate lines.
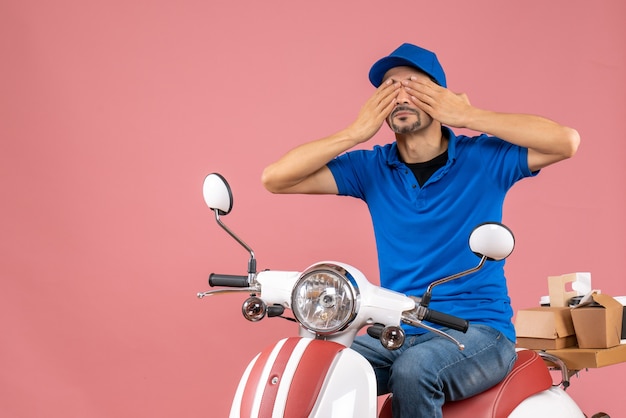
top-left (351, 324), bottom-right (517, 418)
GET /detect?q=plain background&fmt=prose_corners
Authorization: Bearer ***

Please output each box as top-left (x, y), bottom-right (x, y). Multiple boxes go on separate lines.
top-left (1, 0), bottom-right (624, 416)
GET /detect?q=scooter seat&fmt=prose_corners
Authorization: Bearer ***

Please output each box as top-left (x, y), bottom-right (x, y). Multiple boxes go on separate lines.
top-left (379, 349), bottom-right (553, 418)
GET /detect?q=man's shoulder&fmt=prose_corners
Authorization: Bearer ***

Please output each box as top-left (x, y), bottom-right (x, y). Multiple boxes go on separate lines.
top-left (448, 130), bottom-right (506, 156)
top-left (342, 142), bottom-right (396, 162)
top-left (355, 142), bottom-right (395, 153)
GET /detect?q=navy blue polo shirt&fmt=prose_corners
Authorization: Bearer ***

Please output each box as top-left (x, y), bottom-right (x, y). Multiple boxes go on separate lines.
top-left (327, 127), bottom-right (536, 341)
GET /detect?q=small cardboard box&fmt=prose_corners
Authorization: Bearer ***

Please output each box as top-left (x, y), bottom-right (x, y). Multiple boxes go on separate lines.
top-left (548, 272), bottom-right (591, 307)
top-left (516, 335), bottom-right (577, 350)
top-left (571, 293), bottom-right (623, 349)
top-left (515, 307), bottom-right (577, 349)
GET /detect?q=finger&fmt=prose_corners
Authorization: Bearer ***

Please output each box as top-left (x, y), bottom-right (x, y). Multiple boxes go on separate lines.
top-left (376, 80), bottom-right (401, 102)
top-left (403, 77), bottom-right (442, 98)
top-left (409, 76), bottom-right (440, 89)
top-left (373, 81), bottom-right (400, 111)
top-left (410, 96), bottom-right (434, 115)
top-left (405, 87), bottom-right (436, 109)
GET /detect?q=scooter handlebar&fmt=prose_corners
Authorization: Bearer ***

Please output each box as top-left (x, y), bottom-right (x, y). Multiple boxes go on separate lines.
top-left (423, 308), bottom-right (469, 333)
top-left (209, 273), bottom-right (249, 287)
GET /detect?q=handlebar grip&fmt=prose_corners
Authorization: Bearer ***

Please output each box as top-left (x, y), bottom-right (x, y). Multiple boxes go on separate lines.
top-left (208, 273), bottom-right (249, 287)
top-left (423, 309), bottom-right (469, 333)
top-left (366, 323), bottom-right (385, 340)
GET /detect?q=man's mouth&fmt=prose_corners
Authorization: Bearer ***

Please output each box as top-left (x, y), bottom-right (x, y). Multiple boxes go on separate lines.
top-left (391, 106), bottom-right (417, 119)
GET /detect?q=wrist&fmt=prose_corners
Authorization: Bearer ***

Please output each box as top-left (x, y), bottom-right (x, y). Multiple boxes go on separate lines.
top-left (461, 107), bottom-right (489, 132)
top-left (341, 125), bottom-right (371, 146)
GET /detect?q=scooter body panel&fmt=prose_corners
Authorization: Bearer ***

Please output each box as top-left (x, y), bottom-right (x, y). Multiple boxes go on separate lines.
top-left (309, 347), bottom-right (377, 418)
top-left (229, 337), bottom-right (377, 418)
top-left (508, 386), bottom-right (585, 418)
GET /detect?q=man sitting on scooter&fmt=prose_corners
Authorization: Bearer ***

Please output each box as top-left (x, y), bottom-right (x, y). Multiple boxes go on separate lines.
top-left (261, 43), bottom-right (579, 418)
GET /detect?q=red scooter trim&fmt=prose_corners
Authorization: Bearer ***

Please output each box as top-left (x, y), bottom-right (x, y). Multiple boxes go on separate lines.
top-left (238, 337), bottom-right (346, 417)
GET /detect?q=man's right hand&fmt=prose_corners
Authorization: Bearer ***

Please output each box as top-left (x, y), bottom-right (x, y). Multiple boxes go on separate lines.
top-left (345, 79), bottom-right (400, 144)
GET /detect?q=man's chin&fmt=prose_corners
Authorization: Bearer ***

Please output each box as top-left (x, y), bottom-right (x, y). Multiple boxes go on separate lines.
top-left (390, 121), bottom-right (422, 134)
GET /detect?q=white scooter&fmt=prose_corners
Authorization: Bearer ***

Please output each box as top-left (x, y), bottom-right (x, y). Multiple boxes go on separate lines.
top-left (197, 173), bottom-right (590, 418)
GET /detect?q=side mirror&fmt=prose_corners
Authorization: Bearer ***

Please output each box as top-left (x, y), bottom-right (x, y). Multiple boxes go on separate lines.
top-left (202, 173), bottom-right (256, 275)
top-left (421, 222), bottom-right (515, 307)
top-left (202, 173), bottom-right (233, 215)
top-left (468, 222), bottom-right (515, 261)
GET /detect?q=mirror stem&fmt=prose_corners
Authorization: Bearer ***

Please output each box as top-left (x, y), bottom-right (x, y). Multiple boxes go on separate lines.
top-left (420, 256), bottom-right (487, 308)
top-left (214, 210), bottom-right (257, 275)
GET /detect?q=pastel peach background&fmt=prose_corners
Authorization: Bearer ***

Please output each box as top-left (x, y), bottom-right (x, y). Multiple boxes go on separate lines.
top-left (1, 0), bottom-right (624, 417)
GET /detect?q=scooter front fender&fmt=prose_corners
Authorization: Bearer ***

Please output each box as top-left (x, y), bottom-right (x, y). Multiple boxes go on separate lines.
top-left (230, 337), bottom-right (377, 418)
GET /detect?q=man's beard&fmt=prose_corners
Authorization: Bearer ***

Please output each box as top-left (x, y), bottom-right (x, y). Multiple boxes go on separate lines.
top-left (389, 106), bottom-right (422, 134)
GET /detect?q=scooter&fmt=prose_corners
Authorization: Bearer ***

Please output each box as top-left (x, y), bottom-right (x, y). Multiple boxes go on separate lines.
top-left (197, 173), bottom-right (589, 418)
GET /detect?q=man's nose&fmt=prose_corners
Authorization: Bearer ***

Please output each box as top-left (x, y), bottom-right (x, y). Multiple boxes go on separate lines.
top-left (395, 88), bottom-right (411, 104)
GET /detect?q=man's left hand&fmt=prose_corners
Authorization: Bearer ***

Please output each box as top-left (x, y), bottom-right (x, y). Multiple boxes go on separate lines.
top-left (402, 77), bottom-right (473, 128)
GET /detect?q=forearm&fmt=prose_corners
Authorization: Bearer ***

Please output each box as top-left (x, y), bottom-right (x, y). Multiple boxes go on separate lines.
top-left (463, 109), bottom-right (580, 170)
top-left (261, 128), bottom-right (361, 194)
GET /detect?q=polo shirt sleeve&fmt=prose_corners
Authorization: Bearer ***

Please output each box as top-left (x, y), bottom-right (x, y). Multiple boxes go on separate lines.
top-left (475, 134), bottom-right (538, 189)
top-left (326, 151), bottom-right (368, 200)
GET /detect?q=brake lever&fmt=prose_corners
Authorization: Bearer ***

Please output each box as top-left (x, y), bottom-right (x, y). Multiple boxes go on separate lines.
top-left (197, 287), bottom-right (260, 299)
top-left (401, 307), bottom-right (465, 350)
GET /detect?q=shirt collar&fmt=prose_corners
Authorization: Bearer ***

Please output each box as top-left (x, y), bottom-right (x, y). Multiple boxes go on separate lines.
top-left (386, 126), bottom-right (457, 166)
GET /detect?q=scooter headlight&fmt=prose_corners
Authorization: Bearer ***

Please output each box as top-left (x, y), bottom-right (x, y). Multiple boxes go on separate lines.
top-left (291, 263), bottom-right (359, 335)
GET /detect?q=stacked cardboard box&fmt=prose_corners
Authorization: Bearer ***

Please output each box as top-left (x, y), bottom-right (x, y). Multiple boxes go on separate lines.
top-left (570, 292), bottom-right (623, 349)
top-left (515, 307), bottom-right (577, 350)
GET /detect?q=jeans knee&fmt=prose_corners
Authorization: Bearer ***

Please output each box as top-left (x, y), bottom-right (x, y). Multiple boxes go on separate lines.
top-left (389, 357), bottom-right (438, 394)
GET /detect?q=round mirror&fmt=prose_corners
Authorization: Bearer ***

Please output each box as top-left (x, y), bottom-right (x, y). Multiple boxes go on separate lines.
top-left (202, 173), bottom-right (233, 215)
top-left (468, 222), bottom-right (515, 261)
